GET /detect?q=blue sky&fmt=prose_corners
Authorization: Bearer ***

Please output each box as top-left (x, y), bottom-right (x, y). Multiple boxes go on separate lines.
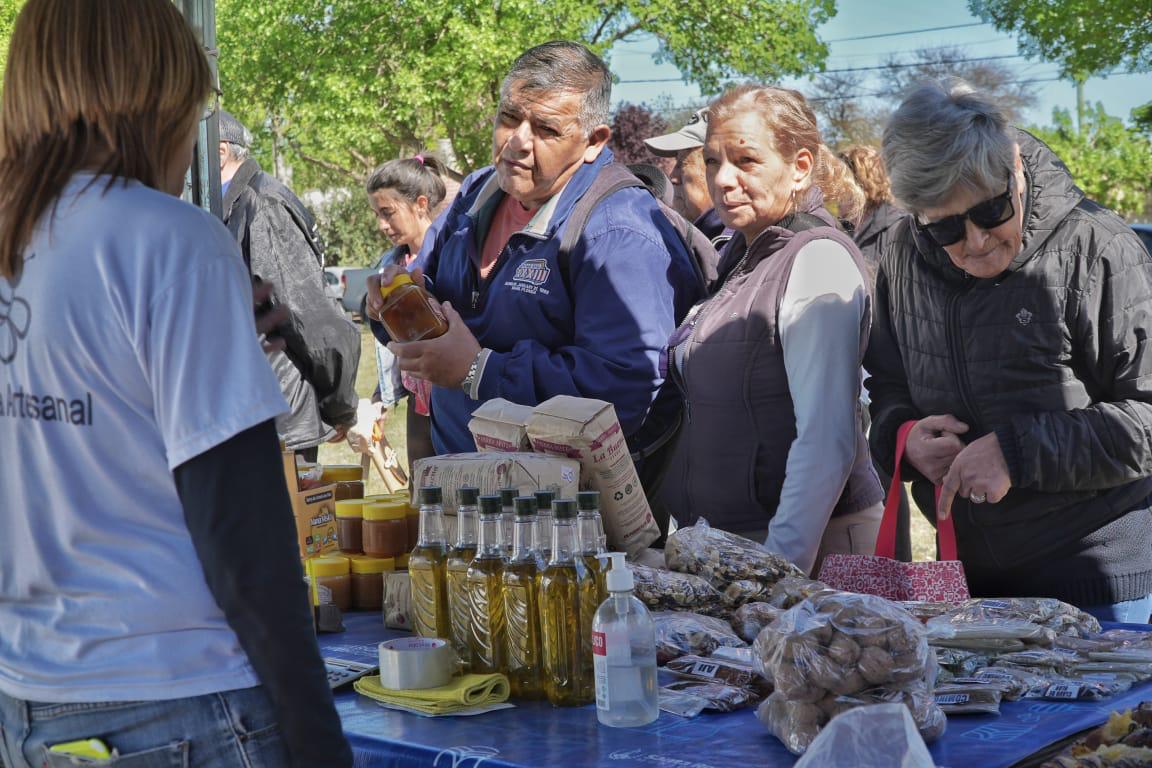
top-left (607, 0), bottom-right (1151, 128)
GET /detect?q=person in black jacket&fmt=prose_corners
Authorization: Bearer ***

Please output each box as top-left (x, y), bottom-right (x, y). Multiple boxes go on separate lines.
top-left (219, 111), bottom-right (360, 459)
top-left (866, 80), bottom-right (1152, 621)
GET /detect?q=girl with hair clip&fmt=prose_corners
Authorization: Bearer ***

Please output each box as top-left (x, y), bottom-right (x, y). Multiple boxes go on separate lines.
top-left (0, 0), bottom-right (350, 765)
top-left (657, 84), bottom-right (882, 576)
top-left (364, 153), bottom-right (450, 475)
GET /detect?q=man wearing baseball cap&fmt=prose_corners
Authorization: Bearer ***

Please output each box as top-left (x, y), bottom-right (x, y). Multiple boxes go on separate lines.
top-left (644, 108), bottom-right (729, 247)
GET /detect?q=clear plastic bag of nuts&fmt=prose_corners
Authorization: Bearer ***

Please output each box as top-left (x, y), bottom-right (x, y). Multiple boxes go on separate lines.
top-left (663, 518), bottom-right (805, 590)
top-left (753, 591), bottom-right (946, 755)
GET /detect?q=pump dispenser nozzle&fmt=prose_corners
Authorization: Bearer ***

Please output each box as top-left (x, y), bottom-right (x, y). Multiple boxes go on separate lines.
top-left (597, 552), bottom-right (633, 593)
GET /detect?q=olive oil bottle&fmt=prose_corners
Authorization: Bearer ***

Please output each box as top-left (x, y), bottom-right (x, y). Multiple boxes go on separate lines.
top-left (466, 494), bottom-right (507, 674)
top-left (533, 490), bottom-right (555, 566)
top-left (409, 486), bottom-right (450, 639)
top-left (503, 496), bottom-right (545, 699)
top-left (446, 487), bottom-right (481, 668)
top-left (575, 494), bottom-right (606, 702)
top-left (538, 499), bottom-right (593, 706)
top-left (498, 487), bottom-right (517, 558)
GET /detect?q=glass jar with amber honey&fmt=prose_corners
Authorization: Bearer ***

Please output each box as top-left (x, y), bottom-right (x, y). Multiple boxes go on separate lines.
top-left (378, 273), bottom-right (449, 342)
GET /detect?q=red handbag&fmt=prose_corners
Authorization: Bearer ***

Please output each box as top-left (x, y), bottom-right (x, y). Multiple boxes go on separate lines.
top-left (818, 420), bottom-right (971, 602)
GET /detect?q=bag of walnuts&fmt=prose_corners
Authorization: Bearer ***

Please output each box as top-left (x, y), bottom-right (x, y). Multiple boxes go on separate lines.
top-left (753, 591), bottom-right (946, 755)
top-left (664, 518), bottom-right (805, 590)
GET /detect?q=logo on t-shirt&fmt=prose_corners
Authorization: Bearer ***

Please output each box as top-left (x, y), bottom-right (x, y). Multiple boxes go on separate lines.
top-left (0, 282), bottom-right (30, 365)
top-left (508, 258), bottom-right (551, 295)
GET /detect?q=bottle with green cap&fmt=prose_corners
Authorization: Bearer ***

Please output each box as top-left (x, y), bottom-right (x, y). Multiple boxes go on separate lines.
top-left (533, 489), bottom-right (555, 566)
top-left (465, 493), bottom-right (506, 674)
top-left (576, 491), bottom-right (608, 602)
top-left (592, 552), bottom-right (658, 727)
top-left (539, 498), bottom-right (593, 706)
top-left (503, 496), bottom-right (545, 698)
top-left (498, 487), bottom-right (517, 558)
top-left (446, 487), bottom-right (481, 668)
top-left (409, 485), bottom-right (450, 639)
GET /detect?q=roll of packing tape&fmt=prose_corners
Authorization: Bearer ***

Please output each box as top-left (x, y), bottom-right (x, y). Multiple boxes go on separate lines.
top-left (378, 637), bottom-right (454, 690)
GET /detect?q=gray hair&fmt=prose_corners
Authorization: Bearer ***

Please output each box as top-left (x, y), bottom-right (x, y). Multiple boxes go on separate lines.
top-left (881, 79), bottom-right (1014, 212)
top-left (499, 41), bottom-right (611, 135)
top-left (224, 141), bottom-right (249, 163)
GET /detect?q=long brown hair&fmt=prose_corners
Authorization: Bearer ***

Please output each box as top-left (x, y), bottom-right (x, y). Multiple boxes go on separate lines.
top-left (709, 84), bottom-right (864, 224)
top-left (0, 0), bottom-right (212, 279)
top-left (838, 144), bottom-right (893, 216)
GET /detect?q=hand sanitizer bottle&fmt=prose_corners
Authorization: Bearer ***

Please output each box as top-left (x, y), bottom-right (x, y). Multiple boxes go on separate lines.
top-left (592, 553), bottom-right (658, 728)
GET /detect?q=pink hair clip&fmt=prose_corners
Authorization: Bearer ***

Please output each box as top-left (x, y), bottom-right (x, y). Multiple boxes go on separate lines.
top-left (413, 154), bottom-right (425, 165)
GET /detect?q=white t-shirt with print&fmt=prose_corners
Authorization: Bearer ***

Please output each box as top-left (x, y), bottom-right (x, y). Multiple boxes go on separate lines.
top-left (0, 174), bottom-right (288, 701)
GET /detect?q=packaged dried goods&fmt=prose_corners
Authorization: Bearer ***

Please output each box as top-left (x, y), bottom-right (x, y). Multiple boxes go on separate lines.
top-left (970, 665), bottom-right (1055, 701)
top-left (933, 647), bottom-right (988, 679)
top-left (758, 682), bottom-right (945, 755)
top-left (926, 615), bottom-right (1056, 647)
top-left (993, 648), bottom-right (1078, 672)
top-left (664, 519), bottom-right (804, 589)
top-left (768, 577), bottom-right (833, 609)
top-left (732, 602), bottom-right (785, 644)
top-left (653, 611), bottom-right (746, 664)
top-left (723, 579), bottom-right (773, 607)
top-left (942, 598), bottom-right (1100, 638)
top-left (661, 680), bottom-right (760, 714)
top-left (1042, 702), bottom-right (1152, 768)
top-left (898, 601), bottom-right (956, 622)
top-left (933, 683), bottom-right (1002, 715)
top-left (664, 654), bottom-right (769, 691)
top-left (631, 564), bottom-right (727, 615)
top-left (753, 591), bottom-right (944, 754)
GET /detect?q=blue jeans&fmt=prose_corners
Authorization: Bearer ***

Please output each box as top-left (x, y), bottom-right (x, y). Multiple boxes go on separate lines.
top-left (0, 686), bottom-right (288, 768)
top-left (1082, 593), bottom-right (1152, 624)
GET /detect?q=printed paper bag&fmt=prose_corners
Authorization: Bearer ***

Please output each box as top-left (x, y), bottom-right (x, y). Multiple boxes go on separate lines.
top-left (819, 421), bottom-right (970, 603)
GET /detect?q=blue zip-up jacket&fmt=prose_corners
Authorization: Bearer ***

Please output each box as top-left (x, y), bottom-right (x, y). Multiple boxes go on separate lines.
top-left (373, 149), bottom-right (702, 455)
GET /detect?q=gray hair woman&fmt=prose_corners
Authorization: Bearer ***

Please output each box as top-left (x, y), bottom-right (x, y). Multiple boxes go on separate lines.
top-left (866, 80), bottom-right (1152, 621)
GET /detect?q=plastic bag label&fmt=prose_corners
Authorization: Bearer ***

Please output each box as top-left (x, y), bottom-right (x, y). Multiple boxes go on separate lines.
top-left (936, 693), bottom-right (971, 705)
top-left (1045, 683), bottom-right (1081, 700)
top-left (689, 661), bottom-right (720, 678)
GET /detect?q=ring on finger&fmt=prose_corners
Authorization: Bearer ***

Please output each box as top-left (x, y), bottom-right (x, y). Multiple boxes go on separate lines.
top-left (969, 491), bottom-right (987, 504)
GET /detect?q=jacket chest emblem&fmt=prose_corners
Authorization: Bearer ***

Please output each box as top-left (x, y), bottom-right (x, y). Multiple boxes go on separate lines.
top-left (507, 258), bottom-right (551, 295)
top-left (1015, 308), bottom-right (1033, 326)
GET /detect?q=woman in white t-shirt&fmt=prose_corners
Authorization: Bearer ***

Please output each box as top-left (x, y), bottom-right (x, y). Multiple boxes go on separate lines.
top-left (0, 1), bottom-right (350, 766)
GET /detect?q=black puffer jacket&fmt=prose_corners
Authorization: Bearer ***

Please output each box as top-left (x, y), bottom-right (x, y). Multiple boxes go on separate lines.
top-left (224, 160), bottom-right (360, 450)
top-left (866, 130), bottom-right (1152, 606)
top-left (852, 201), bottom-right (905, 287)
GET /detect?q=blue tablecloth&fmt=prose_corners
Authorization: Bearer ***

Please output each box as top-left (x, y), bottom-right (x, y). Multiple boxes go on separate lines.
top-left (323, 613), bottom-right (1152, 768)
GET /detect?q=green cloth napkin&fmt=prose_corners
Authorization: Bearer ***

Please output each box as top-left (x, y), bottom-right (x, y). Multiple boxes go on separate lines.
top-left (354, 673), bottom-right (510, 715)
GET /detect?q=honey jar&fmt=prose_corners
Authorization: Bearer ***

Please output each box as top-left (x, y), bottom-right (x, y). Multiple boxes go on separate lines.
top-left (377, 273), bottom-right (449, 343)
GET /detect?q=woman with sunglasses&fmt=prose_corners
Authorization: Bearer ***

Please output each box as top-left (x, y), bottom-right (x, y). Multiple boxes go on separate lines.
top-left (866, 80), bottom-right (1152, 621)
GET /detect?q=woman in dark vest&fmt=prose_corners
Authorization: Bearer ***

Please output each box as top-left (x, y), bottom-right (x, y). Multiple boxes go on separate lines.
top-left (658, 84), bottom-right (883, 575)
top-left (867, 80), bottom-right (1152, 620)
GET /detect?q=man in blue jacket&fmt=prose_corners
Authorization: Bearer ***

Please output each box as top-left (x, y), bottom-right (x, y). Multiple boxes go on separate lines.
top-left (365, 40), bottom-right (701, 462)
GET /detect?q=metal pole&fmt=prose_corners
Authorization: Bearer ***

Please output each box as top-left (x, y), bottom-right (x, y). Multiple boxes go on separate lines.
top-left (178, 0), bottom-right (222, 219)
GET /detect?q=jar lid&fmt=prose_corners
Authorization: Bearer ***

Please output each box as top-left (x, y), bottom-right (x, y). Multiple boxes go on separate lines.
top-left (419, 486), bottom-right (443, 505)
top-left (396, 553), bottom-right (411, 569)
top-left (349, 555), bottom-right (396, 574)
top-left (379, 272), bottom-right (414, 298)
top-left (321, 464), bottom-right (363, 482)
top-left (307, 555), bottom-right (350, 578)
top-left (553, 499), bottom-right (577, 519)
top-left (479, 495), bottom-right (502, 516)
top-left (514, 496), bottom-right (538, 517)
top-left (534, 490), bottom-right (555, 511)
top-left (577, 491), bottom-right (600, 511)
top-left (364, 501), bottom-right (408, 521)
top-left (457, 486), bottom-right (480, 506)
top-left (335, 499), bottom-right (369, 518)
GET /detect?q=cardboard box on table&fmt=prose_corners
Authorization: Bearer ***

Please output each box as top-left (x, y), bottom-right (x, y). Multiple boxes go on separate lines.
top-left (281, 449), bottom-right (341, 559)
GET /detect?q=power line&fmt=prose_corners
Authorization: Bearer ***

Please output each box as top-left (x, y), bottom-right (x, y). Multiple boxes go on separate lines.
top-left (617, 53), bottom-right (1025, 84)
top-left (824, 22), bottom-right (989, 43)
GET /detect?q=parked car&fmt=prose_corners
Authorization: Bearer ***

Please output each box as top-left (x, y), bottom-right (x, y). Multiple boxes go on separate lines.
top-left (339, 254), bottom-right (386, 316)
top-left (322, 268), bottom-right (344, 305)
top-left (1133, 223), bottom-right (1152, 255)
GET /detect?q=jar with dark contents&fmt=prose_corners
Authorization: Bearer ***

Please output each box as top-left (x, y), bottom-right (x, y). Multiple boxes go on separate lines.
top-left (363, 500), bottom-right (409, 558)
top-left (349, 555), bottom-right (394, 610)
top-left (378, 273), bottom-right (449, 343)
top-left (335, 499), bottom-right (367, 555)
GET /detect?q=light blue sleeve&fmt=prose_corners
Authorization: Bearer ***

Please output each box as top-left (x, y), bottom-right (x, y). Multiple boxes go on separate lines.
top-left (765, 239), bottom-right (867, 574)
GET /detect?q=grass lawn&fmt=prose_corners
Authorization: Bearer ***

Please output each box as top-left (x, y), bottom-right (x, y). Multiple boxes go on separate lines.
top-left (321, 321), bottom-right (942, 560)
top-left (317, 322), bottom-right (410, 497)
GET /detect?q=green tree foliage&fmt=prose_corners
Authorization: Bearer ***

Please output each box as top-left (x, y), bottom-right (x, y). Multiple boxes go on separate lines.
top-left (1031, 104), bottom-right (1152, 221)
top-left (316, 190), bottom-right (383, 268)
top-left (970, 0), bottom-right (1151, 78)
top-left (215, 0), bottom-right (835, 188)
top-left (0, 0), bottom-right (24, 79)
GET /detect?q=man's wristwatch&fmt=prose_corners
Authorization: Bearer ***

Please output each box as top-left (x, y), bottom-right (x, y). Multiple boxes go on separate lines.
top-left (460, 349), bottom-right (486, 397)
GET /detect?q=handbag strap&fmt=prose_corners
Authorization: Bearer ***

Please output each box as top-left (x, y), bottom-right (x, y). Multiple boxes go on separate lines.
top-left (874, 420), bottom-right (958, 561)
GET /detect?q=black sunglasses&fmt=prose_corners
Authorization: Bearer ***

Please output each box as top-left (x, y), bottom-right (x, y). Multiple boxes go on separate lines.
top-left (917, 178), bottom-right (1015, 247)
